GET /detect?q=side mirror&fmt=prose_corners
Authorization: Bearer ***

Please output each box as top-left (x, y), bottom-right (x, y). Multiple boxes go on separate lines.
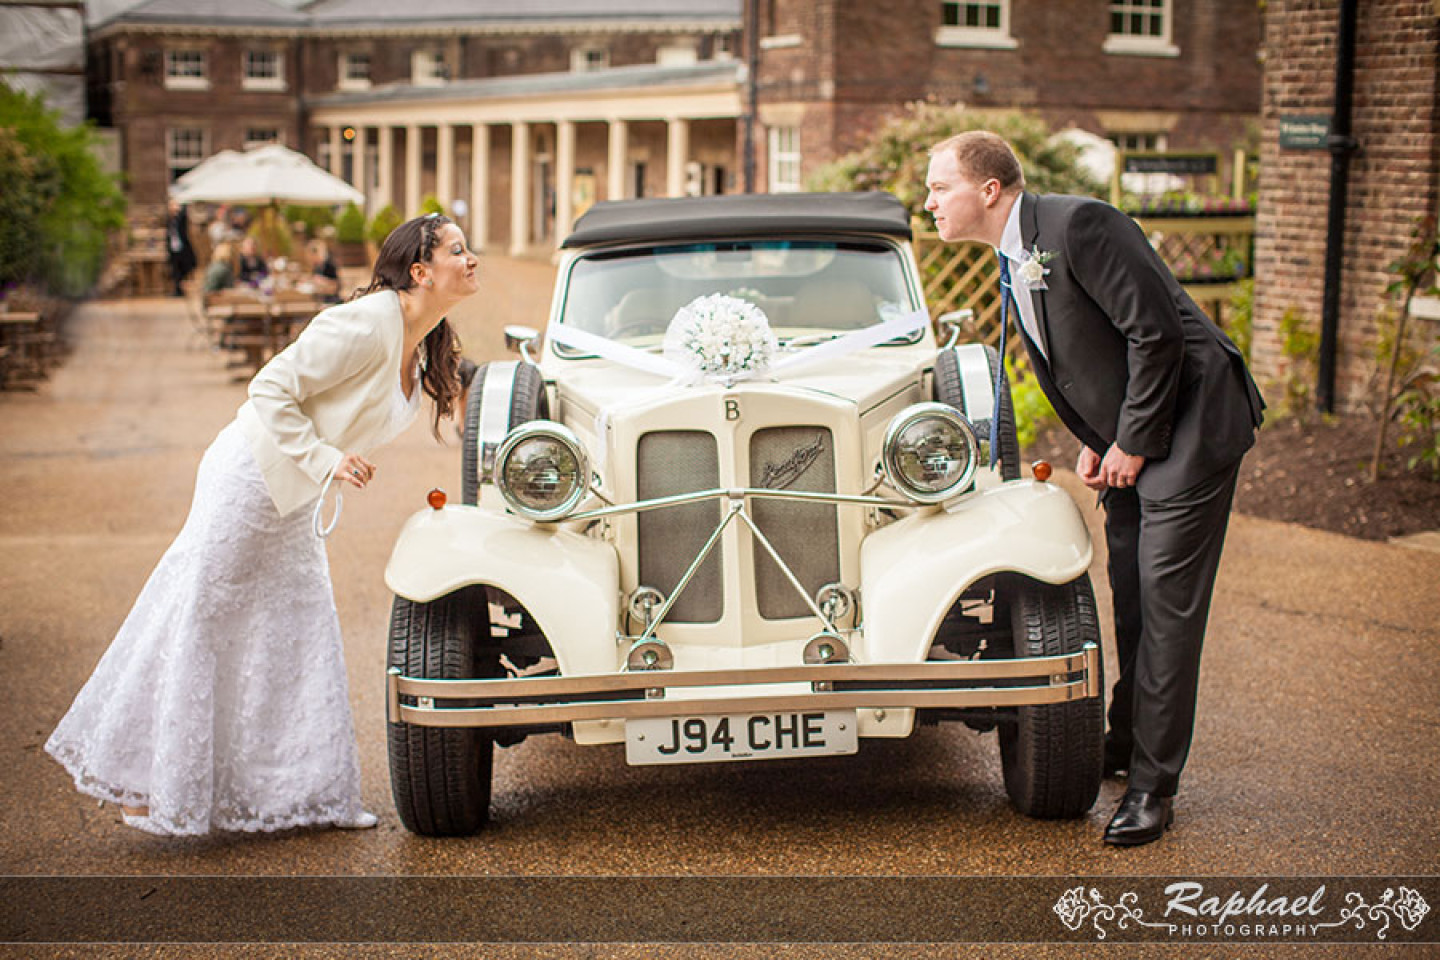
top-left (935, 308), bottom-right (973, 350)
top-left (504, 324), bottom-right (540, 364)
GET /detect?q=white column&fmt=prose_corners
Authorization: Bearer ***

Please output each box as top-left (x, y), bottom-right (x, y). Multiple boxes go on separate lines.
top-left (436, 123), bottom-right (455, 210)
top-left (352, 124), bottom-right (368, 211)
top-left (509, 121), bottom-right (531, 257)
top-left (607, 118), bottom-right (629, 201)
top-left (471, 123), bottom-right (490, 248)
top-left (377, 125), bottom-right (394, 213)
top-left (555, 120), bottom-right (576, 245)
top-left (665, 117), bottom-right (690, 198)
top-left (327, 125), bottom-right (343, 178)
top-left (405, 124), bottom-right (422, 216)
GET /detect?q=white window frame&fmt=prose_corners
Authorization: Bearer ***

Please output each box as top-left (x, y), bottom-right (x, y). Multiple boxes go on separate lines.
top-left (711, 33), bottom-right (735, 61)
top-left (241, 49), bottom-right (285, 91)
top-left (1104, 0), bottom-right (1180, 57)
top-left (339, 51), bottom-right (371, 91)
top-left (411, 48), bottom-right (448, 86)
top-left (935, 1), bottom-right (1017, 50)
top-left (767, 125), bottom-right (801, 194)
top-left (570, 46), bottom-right (609, 73)
top-left (244, 128), bottom-right (281, 150)
top-left (657, 43), bottom-right (698, 67)
top-left (163, 48), bottom-right (209, 91)
top-left (166, 127), bottom-right (207, 181)
top-left (1110, 131), bottom-right (1168, 153)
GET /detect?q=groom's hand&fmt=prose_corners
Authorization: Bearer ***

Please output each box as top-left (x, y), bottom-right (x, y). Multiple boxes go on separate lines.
top-left (1076, 446), bottom-right (1106, 491)
top-left (1099, 443), bottom-right (1145, 489)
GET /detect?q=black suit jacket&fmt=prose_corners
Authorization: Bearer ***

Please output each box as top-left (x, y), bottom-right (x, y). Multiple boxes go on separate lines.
top-left (1014, 193), bottom-right (1264, 499)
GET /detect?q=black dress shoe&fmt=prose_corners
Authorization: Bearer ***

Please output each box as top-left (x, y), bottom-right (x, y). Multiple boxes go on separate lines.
top-left (1103, 790), bottom-right (1174, 846)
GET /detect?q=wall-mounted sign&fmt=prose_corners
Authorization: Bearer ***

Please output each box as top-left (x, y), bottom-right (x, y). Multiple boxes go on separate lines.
top-left (1121, 153), bottom-right (1219, 176)
top-left (1279, 115), bottom-right (1330, 149)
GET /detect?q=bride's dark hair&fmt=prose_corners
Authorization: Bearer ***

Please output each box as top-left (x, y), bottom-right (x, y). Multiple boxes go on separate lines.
top-left (352, 214), bottom-right (464, 438)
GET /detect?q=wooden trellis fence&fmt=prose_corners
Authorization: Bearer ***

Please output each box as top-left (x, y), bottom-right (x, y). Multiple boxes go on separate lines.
top-left (913, 214), bottom-right (1256, 347)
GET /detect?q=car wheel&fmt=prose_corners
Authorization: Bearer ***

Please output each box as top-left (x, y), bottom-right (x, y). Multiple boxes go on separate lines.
top-left (934, 344), bottom-right (1020, 481)
top-left (998, 573), bottom-right (1104, 819)
top-left (387, 586), bottom-right (498, 836)
top-left (461, 361), bottom-right (549, 505)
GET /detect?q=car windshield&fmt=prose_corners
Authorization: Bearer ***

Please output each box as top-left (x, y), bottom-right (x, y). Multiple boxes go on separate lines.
top-left (557, 239), bottom-right (920, 348)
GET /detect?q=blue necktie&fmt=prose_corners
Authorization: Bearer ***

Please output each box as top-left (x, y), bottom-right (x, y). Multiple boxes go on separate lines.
top-left (991, 254), bottom-right (1014, 469)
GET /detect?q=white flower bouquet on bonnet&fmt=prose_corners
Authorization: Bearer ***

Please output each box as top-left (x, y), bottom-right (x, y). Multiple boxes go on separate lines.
top-left (663, 293), bottom-right (778, 384)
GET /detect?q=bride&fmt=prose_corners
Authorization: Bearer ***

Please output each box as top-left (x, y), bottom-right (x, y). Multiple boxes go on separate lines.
top-left (46, 214), bottom-right (479, 836)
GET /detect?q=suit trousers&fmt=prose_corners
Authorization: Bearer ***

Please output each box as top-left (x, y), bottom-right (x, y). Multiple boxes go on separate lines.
top-left (1102, 457), bottom-right (1242, 797)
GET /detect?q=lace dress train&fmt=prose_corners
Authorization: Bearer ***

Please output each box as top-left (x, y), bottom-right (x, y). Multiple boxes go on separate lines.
top-left (45, 422), bottom-right (367, 836)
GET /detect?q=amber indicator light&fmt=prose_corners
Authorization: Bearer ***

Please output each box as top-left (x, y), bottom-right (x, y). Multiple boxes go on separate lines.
top-left (1031, 460), bottom-right (1053, 483)
top-left (426, 488), bottom-right (447, 510)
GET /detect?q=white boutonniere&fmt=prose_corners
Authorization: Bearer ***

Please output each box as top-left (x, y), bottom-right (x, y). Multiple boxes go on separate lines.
top-left (1015, 245), bottom-right (1057, 291)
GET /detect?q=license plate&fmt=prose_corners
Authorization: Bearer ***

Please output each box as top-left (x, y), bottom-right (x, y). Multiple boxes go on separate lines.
top-left (625, 710), bottom-right (858, 765)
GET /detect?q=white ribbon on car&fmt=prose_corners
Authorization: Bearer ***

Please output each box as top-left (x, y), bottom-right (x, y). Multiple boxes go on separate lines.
top-left (545, 306), bottom-right (930, 384)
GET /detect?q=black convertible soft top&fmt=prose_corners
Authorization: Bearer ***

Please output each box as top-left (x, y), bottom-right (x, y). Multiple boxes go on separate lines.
top-left (561, 191), bottom-right (912, 249)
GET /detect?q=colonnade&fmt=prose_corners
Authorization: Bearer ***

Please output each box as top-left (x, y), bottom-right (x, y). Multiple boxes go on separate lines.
top-left (316, 114), bottom-right (709, 256)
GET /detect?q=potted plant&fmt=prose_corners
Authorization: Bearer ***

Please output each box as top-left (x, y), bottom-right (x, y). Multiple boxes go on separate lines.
top-left (366, 204), bottom-right (403, 261)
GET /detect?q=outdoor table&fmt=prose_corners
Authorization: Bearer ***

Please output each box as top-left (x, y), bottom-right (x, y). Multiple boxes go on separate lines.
top-left (124, 250), bottom-right (169, 297)
top-left (0, 312), bottom-right (44, 388)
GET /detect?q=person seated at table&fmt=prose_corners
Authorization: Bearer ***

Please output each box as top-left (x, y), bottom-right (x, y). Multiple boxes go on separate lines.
top-left (237, 236), bottom-right (269, 287)
top-left (308, 239), bottom-right (341, 303)
top-left (203, 242), bottom-right (236, 294)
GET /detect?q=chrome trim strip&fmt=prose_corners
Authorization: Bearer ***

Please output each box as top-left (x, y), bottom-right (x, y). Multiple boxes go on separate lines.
top-left (569, 486), bottom-right (913, 522)
top-left (478, 360), bottom-right (519, 482)
top-left (390, 643), bottom-right (1101, 729)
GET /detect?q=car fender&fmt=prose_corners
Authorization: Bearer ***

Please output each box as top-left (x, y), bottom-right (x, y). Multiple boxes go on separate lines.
top-left (385, 505), bottom-right (620, 677)
top-left (859, 480), bottom-right (1093, 663)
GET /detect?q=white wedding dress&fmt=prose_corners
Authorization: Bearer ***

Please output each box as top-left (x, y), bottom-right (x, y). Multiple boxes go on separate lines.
top-left (46, 376), bottom-right (419, 836)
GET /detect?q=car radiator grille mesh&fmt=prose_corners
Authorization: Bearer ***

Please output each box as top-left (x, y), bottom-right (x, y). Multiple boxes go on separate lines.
top-left (637, 431), bottom-right (723, 622)
top-left (749, 427), bottom-right (840, 619)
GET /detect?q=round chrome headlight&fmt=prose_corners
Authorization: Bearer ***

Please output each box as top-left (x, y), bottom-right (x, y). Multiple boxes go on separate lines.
top-left (494, 421), bottom-right (589, 521)
top-left (881, 402), bottom-right (979, 503)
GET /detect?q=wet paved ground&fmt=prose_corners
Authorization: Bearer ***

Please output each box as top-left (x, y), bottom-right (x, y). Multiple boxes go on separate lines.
top-left (1, 263), bottom-right (1437, 956)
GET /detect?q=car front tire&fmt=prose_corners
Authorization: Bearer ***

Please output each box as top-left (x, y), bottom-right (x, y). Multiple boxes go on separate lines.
top-left (998, 574), bottom-right (1104, 819)
top-left (387, 587), bottom-right (497, 836)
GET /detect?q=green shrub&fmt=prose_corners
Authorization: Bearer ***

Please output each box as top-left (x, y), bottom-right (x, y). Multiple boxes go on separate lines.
top-left (283, 204), bottom-right (334, 237)
top-left (418, 194), bottom-right (446, 217)
top-left (0, 85), bottom-right (126, 297)
top-left (1277, 306), bottom-right (1319, 419)
top-left (1008, 354), bottom-right (1058, 450)
top-left (366, 204), bottom-right (403, 247)
top-left (335, 203), bottom-right (366, 244)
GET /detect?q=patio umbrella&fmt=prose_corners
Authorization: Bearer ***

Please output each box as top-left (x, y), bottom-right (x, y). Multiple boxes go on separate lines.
top-left (169, 143), bottom-right (362, 207)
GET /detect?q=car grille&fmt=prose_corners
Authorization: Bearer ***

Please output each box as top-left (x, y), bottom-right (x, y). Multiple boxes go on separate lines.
top-left (638, 431), bottom-right (723, 622)
top-left (636, 427), bottom-right (840, 623)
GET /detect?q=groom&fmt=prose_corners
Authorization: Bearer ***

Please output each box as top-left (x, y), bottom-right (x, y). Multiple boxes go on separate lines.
top-left (924, 131), bottom-right (1264, 845)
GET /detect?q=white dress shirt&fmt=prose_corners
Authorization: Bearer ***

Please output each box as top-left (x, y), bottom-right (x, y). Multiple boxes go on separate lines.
top-left (997, 196), bottom-right (1047, 359)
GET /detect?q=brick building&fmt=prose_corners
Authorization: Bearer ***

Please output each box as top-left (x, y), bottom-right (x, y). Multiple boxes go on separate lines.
top-left (89, 0), bottom-right (1261, 254)
top-left (1250, 0), bottom-right (1440, 413)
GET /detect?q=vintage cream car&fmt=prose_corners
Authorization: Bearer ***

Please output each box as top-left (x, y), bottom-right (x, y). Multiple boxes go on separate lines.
top-left (384, 192), bottom-right (1102, 836)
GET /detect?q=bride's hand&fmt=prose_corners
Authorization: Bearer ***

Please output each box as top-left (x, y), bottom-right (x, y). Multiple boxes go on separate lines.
top-left (336, 453), bottom-right (376, 489)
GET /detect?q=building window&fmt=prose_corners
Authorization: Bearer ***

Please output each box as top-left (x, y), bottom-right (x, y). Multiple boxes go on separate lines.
top-left (339, 52), bottom-right (371, 90)
top-left (1104, 0), bottom-right (1179, 56)
top-left (241, 49), bottom-right (285, 91)
top-left (1110, 131), bottom-right (1168, 153)
top-left (657, 44), bottom-right (698, 67)
top-left (167, 126), bottom-right (206, 182)
top-left (163, 49), bottom-right (208, 90)
top-left (244, 128), bottom-right (280, 149)
top-left (570, 46), bottom-right (609, 72)
top-left (711, 33), bottom-right (734, 60)
top-left (767, 125), bottom-right (801, 193)
top-left (936, 1), bottom-right (1016, 48)
top-left (411, 49), bottom-right (448, 86)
